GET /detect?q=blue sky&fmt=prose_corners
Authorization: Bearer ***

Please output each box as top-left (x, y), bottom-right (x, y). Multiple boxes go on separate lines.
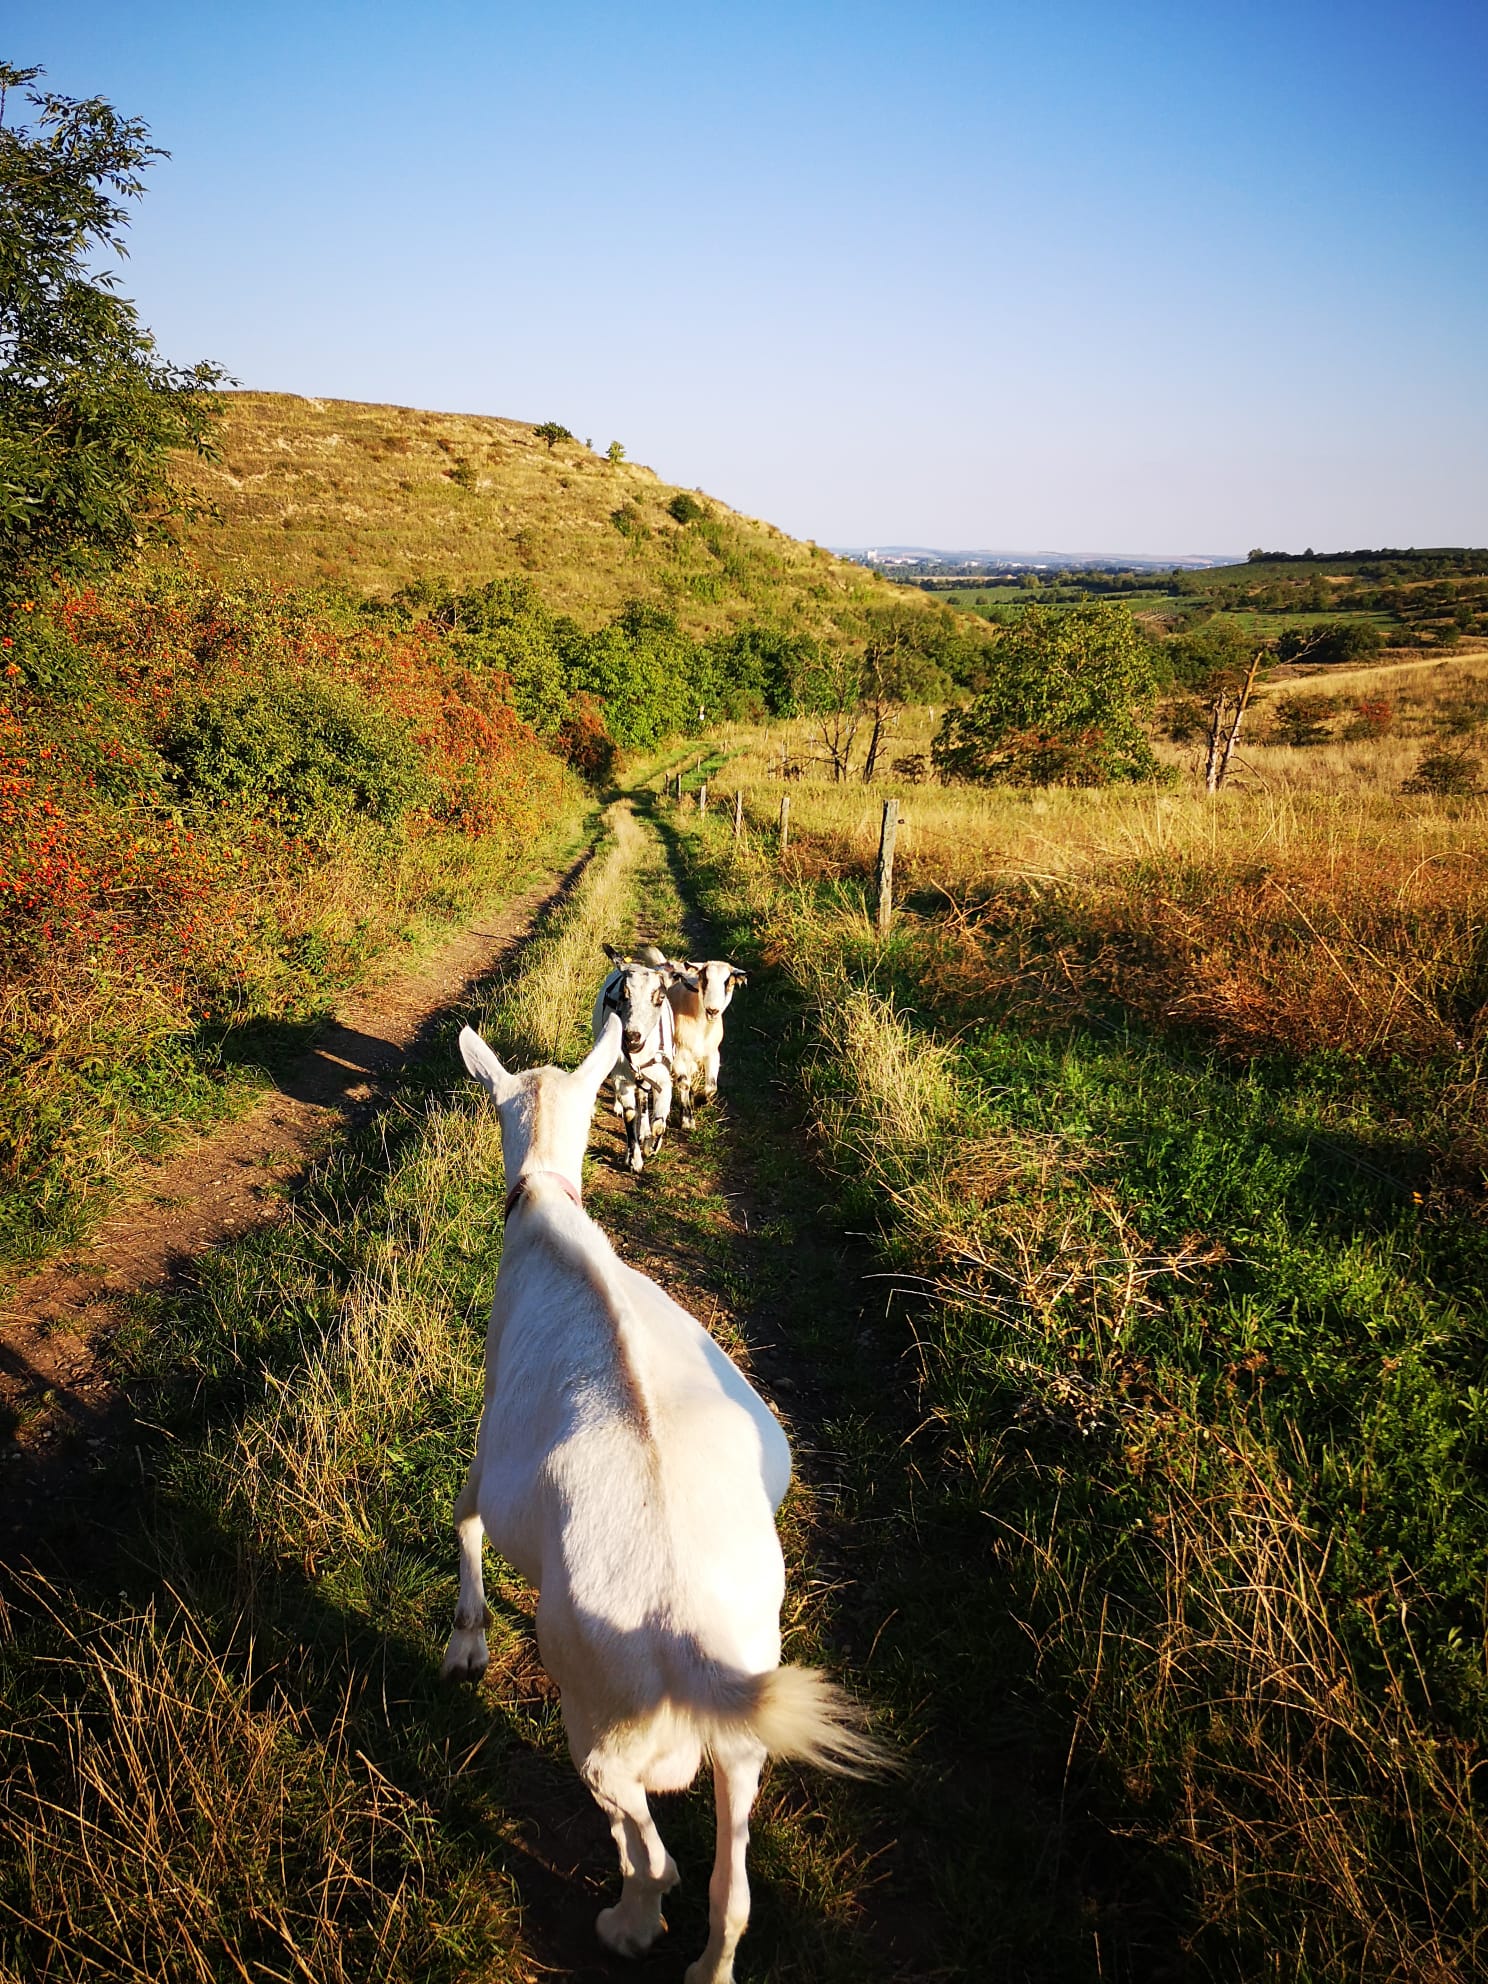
top-left (11, 1), bottom-right (1487, 553)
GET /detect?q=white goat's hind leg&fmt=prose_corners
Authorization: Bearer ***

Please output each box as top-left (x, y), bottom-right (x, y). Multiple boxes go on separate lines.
top-left (685, 1741), bottom-right (765, 1984)
top-left (585, 1763), bottom-right (680, 1957)
top-left (440, 1459), bottom-right (490, 1682)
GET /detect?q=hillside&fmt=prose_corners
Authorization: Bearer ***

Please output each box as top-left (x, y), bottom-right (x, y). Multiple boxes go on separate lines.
top-left (167, 392), bottom-right (916, 638)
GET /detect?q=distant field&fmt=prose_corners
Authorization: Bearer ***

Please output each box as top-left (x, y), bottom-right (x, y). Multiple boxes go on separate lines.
top-left (906, 550), bottom-right (1488, 656)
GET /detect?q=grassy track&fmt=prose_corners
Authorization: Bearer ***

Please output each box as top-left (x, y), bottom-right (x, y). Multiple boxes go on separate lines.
top-left (0, 799), bottom-right (965, 1983)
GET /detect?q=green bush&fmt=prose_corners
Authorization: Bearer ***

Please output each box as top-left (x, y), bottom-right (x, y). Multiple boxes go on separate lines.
top-left (609, 502), bottom-right (649, 541)
top-left (933, 603), bottom-right (1164, 786)
top-left (1274, 620), bottom-right (1384, 666)
top-left (667, 492), bottom-right (707, 525)
top-left (1271, 692), bottom-right (1338, 747)
top-left (164, 676), bottom-right (434, 829)
top-left (1401, 748), bottom-right (1482, 797)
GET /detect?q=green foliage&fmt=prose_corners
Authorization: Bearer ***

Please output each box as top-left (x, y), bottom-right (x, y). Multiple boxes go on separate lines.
top-left (605, 439), bottom-right (625, 464)
top-left (387, 571), bottom-right (863, 751)
top-left (0, 64), bottom-right (225, 597)
top-left (667, 491), bottom-right (707, 525)
top-left (933, 603), bottom-right (1165, 786)
top-left (699, 623), bottom-right (819, 719)
top-left (1270, 691), bottom-right (1339, 747)
top-left (1166, 613), bottom-right (1255, 691)
top-left (163, 676), bottom-right (435, 828)
top-left (609, 500), bottom-right (649, 541)
top-left (1275, 620), bottom-right (1384, 666)
top-left (1402, 747), bottom-right (1483, 796)
top-left (531, 420), bottom-right (572, 451)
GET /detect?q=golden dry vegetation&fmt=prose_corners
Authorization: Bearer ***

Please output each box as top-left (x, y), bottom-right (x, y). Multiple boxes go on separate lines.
top-left (167, 392), bottom-right (906, 633)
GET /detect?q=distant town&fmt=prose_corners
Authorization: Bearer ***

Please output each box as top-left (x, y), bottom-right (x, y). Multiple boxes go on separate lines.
top-left (836, 546), bottom-right (1242, 576)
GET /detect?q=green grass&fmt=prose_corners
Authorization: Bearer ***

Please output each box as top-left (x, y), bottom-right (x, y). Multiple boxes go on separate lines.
top-left (669, 804), bottom-right (1488, 1980)
top-left (0, 803), bottom-right (911, 1984)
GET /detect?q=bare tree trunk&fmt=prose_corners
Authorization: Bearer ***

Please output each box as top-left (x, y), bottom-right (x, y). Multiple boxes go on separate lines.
top-left (861, 702), bottom-right (897, 783)
top-left (1205, 650), bottom-right (1263, 793)
top-left (817, 708), bottom-right (859, 782)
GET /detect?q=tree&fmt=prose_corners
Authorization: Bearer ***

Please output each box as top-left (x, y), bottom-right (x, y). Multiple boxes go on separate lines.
top-left (856, 605), bottom-right (950, 782)
top-left (1166, 615), bottom-right (1264, 792)
top-left (0, 64), bottom-right (225, 598)
top-left (533, 420), bottom-right (573, 451)
top-left (605, 440), bottom-right (625, 464)
top-left (933, 604), bottom-right (1164, 786)
top-left (1274, 620), bottom-right (1383, 666)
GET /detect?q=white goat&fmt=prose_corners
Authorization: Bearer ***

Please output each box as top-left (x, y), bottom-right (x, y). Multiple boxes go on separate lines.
top-left (667, 958), bottom-right (748, 1130)
top-left (591, 944), bottom-right (693, 1173)
top-left (444, 1016), bottom-right (881, 1984)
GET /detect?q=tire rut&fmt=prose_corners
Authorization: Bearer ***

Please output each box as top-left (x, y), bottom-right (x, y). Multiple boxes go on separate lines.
top-left (0, 846), bottom-right (593, 1536)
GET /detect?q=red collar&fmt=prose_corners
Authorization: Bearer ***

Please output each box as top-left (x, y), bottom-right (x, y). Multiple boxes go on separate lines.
top-left (504, 1170), bottom-right (584, 1222)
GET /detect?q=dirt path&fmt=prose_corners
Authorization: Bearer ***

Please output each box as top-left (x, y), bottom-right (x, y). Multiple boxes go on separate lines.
top-left (0, 851), bottom-right (589, 1495)
top-left (459, 812), bottom-right (938, 1983)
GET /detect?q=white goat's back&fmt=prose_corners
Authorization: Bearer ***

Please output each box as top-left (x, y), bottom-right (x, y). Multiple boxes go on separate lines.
top-left (474, 1197), bottom-right (791, 1729)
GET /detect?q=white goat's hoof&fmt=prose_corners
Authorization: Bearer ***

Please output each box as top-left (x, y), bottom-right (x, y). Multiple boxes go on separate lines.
top-left (684, 1956), bottom-right (733, 1984)
top-left (596, 1902), bottom-right (666, 1957)
top-left (440, 1630), bottom-right (489, 1683)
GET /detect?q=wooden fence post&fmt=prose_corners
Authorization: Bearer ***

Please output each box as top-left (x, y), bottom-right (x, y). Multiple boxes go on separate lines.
top-left (875, 798), bottom-right (899, 938)
top-left (733, 787), bottom-right (744, 838)
top-left (698, 781), bottom-right (708, 819)
top-left (779, 793), bottom-right (790, 853)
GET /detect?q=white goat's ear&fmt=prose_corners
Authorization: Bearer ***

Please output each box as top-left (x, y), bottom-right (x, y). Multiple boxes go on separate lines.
top-left (576, 1010), bottom-right (621, 1091)
top-left (729, 969), bottom-right (749, 990)
top-left (459, 1025), bottom-right (512, 1102)
top-left (602, 941), bottom-right (626, 964)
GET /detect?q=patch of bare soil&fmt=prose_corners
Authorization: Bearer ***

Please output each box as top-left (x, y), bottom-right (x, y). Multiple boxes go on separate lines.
top-left (0, 857), bottom-right (587, 1507)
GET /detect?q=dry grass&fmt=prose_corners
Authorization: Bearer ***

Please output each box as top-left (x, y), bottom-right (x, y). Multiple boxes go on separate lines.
top-left (168, 393), bottom-right (901, 636)
top-left (704, 679), bottom-right (1488, 1065)
top-left (472, 798), bottom-right (645, 1065)
top-left (0, 1581), bottom-right (510, 1984)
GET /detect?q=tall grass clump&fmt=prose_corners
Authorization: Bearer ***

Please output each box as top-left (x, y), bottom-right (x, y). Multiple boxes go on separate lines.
top-left (672, 769), bottom-right (1488, 1980)
top-left (0, 1585), bottom-right (502, 1984)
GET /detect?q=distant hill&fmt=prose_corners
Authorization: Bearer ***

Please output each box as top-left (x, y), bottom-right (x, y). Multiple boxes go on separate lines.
top-left (167, 393), bottom-right (940, 640)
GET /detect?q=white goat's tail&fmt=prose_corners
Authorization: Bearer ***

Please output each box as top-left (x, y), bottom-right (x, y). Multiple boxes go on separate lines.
top-left (705, 1664), bottom-right (892, 1777)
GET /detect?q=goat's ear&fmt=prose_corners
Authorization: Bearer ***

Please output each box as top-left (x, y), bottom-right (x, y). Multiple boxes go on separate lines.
top-left (602, 941), bottom-right (626, 965)
top-left (670, 963), bottom-right (701, 991)
top-left (730, 969), bottom-right (749, 991)
top-left (576, 1010), bottom-right (622, 1091)
top-left (459, 1025), bottom-right (513, 1103)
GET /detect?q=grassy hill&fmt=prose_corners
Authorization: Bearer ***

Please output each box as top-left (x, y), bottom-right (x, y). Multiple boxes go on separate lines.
top-left (167, 392), bottom-right (912, 637)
